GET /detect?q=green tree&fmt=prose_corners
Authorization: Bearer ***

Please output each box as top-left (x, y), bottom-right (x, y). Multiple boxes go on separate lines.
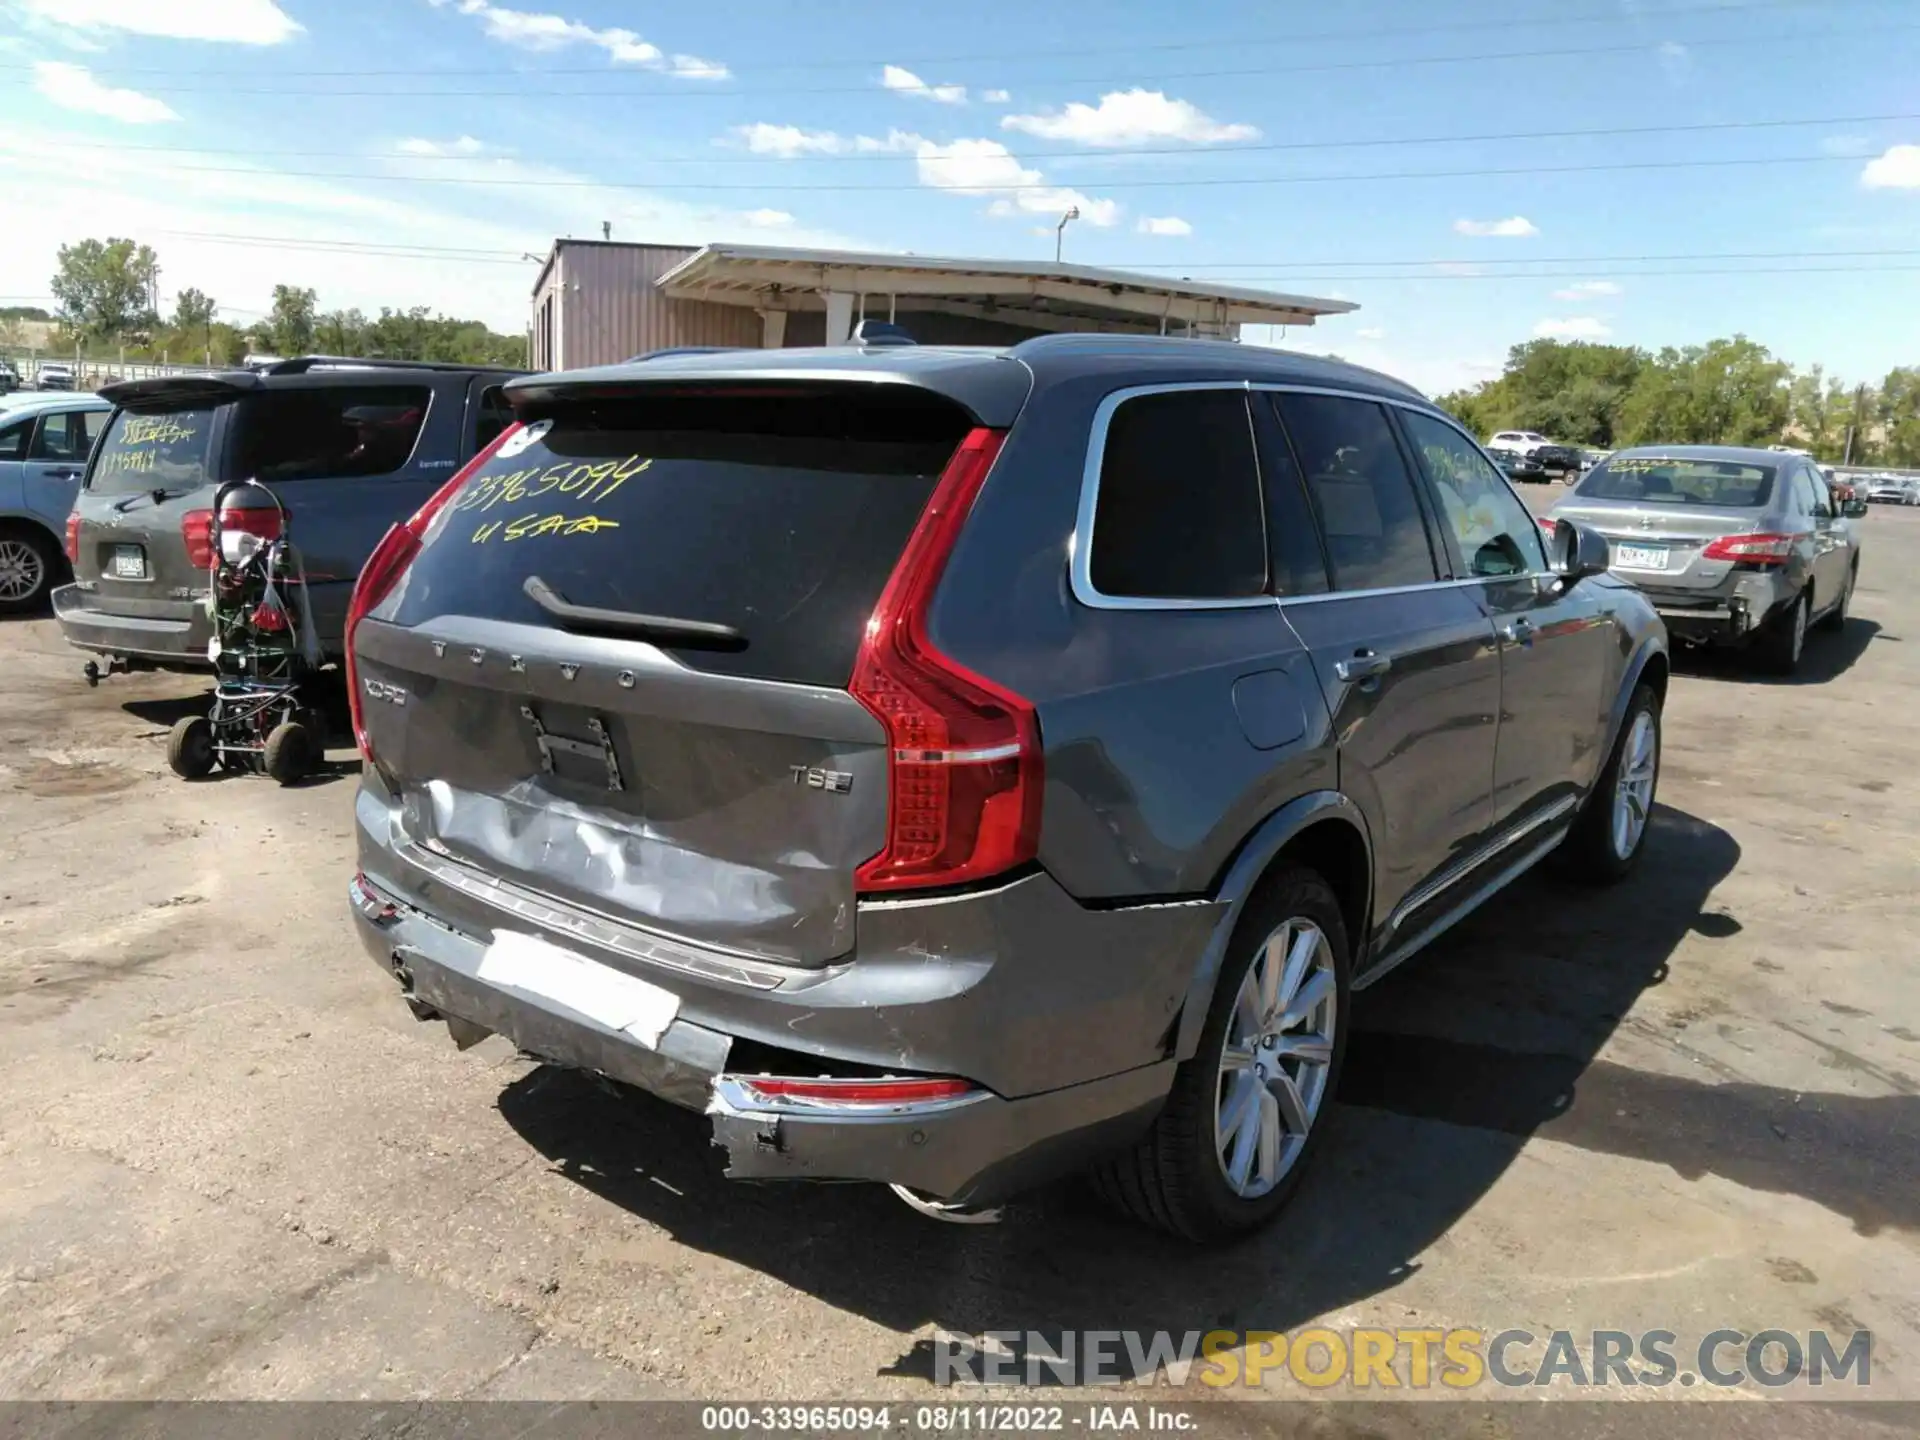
top-left (50, 237), bottom-right (159, 338)
top-left (0, 316), bottom-right (26, 351)
top-left (1616, 336), bottom-right (1790, 447)
top-left (315, 306), bottom-right (368, 355)
top-left (1436, 340), bottom-right (1646, 446)
top-left (1788, 365), bottom-right (1852, 460)
top-left (266, 283), bottom-right (318, 355)
top-left (1879, 368), bottom-right (1920, 468)
top-left (172, 287), bottom-right (217, 333)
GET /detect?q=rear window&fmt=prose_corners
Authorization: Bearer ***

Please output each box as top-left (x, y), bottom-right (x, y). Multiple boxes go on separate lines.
top-left (391, 385), bottom-right (973, 687)
top-left (89, 407), bottom-right (218, 496)
top-left (1579, 456), bottom-right (1775, 507)
top-left (233, 386), bottom-right (431, 483)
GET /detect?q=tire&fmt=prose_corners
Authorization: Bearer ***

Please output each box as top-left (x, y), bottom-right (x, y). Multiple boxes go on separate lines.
top-left (1088, 866), bottom-right (1351, 1242)
top-left (166, 716), bottom-right (216, 779)
top-left (0, 523), bottom-right (59, 616)
top-left (263, 720), bottom-right (315, 785)
top-left (1756, 589), bottom-right (1809, 676)
top-left (1556, 683), bottom-right (1661, 884)
top-left (1817, 564), bottom-right (1855, 632)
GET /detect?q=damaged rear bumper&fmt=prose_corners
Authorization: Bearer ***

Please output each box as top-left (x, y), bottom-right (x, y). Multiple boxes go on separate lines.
top-left (349, 870), bottom-right (1182, 1207)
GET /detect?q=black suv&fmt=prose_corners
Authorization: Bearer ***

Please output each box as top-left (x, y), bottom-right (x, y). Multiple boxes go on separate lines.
top-left (54, 357), bottom-right (522, 678)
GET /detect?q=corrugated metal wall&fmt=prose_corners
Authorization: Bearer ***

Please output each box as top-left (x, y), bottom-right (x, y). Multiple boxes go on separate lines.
top-left (548, 243), bottom-right (763, 368)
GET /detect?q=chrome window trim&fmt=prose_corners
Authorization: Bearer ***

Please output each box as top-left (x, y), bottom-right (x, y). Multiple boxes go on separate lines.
top-left (1071, 381), bottom-right (1275, 612)
top-left (1070, 379), bottom-right (1561, 614)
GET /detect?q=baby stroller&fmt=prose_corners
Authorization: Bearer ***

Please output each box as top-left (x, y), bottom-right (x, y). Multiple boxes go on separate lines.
top-left (166, 479), bottom-right (327, 785)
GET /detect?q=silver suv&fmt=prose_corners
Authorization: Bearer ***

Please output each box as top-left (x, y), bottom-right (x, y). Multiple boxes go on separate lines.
top-left (346, 337), bottom-right (1668, 1240)
top-left (1550, 445), bottom-right (1864, 674)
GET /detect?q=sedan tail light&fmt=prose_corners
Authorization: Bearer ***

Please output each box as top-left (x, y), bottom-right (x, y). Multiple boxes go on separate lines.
top-left (1701, 532), bottom-right (1797, 566)
top-left (345, 422), bottom-right (524, 760)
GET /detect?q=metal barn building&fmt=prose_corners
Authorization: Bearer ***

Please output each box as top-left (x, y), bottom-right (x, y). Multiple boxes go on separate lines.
top-left (529, 240), bottom-right (1356, 370)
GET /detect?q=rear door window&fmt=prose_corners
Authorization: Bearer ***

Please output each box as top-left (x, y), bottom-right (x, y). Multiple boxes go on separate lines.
top-left (1269, 392), bottom-right (1440, 591)
top-left (391, 384), bottom-right (974, 687)
top-left (0, 416), bottom-right (29, 461)
top-left (474, 385), bottom-right (513, 452)
top-left (1088, 389), bottom-right (1268, 600)
top-left (232, 385), bottom-right (432, 483)
top-left (89, 407), bottom-right (219, 495)
top-left (29, 409), bottom-right (102, 463)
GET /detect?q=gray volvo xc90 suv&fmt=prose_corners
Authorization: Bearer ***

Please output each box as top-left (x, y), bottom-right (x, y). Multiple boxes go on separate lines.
top-left (346, 335), bottom-right (1667, 1240)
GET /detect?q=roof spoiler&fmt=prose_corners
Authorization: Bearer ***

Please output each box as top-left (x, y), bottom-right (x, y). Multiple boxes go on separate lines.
top-left (99, 372), bottom-right (264, 408)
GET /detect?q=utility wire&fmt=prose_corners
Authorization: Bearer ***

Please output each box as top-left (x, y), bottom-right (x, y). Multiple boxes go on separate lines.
top-left (68, 22), bottom-right (1920, 98)
top-left (27, 110), bottom-right (1920, 167)
top-left (0, 0), bottom-right (1850, 76)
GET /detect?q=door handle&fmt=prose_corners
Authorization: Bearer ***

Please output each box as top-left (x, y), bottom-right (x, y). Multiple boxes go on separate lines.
top-left (46, 468), bottom-right (80, 480)
top-left (1335, 649), bottom-right (1392, 683)
top-left (1498, 617), bottom-right (1535, 645)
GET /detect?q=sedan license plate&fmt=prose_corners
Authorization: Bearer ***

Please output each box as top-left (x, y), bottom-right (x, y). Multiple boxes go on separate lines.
top-left (1612, 544), bottom-right (1668, 572)
top-left (109, 545), bottom-right (147, 580)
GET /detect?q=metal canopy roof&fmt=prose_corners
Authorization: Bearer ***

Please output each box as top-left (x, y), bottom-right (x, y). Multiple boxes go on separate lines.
top-left (654, 243), bottom-right (1356, 331)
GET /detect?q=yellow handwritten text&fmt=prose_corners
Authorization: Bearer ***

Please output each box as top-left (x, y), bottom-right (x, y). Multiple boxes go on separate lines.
top-left (118, 417), bottom-right (200, 447)
top-left (471, 513), bottom-right (622, 545)
top-left (455, 454), bottom-right (651, 515)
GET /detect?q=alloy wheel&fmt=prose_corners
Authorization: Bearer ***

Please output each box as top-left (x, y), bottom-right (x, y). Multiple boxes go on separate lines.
top-left (0, 539), bottom-right (45, 602)
top-left (1214, 917), bottom-right (1338, 1199)
top-left (1611, 709), bottom-right (1658, 861)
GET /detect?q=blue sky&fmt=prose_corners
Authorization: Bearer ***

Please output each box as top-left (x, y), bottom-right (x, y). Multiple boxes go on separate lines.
top-left (2, 0), bottom-right (1918, 392)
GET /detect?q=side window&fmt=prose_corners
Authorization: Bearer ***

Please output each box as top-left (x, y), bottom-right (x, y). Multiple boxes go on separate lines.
top-left (233, 386), bottom-right (432, 483)
top-left (1400, 411), bottom-right (1547, 577)
top-left (28, 410), bottom-right (100, 462)
top-left (1269, 392), bottom-right (1438, 592)
top-left (475, 385), bottom-right (512, 451)
top-left (1089, 389), bottom-right (1268, 600)
top-left (1802, 466), bottom-right (1832, 518)
top-left (0, 418), bottom-right (29, 462)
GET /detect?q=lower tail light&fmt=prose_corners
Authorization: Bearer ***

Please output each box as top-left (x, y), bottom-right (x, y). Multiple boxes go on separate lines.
top-left (727, 1076), bottom-right (978, 1108)
top-left (64, 512), bottom-right (80, 565)
top-left (1701, 532), bottom-right (1796, 565)
top-left (346, 422), bottom-right (524, 761)
top-left (182, 510), bottom-right (214, 569)
top-left (850, 427), bottom-right (1041, 894)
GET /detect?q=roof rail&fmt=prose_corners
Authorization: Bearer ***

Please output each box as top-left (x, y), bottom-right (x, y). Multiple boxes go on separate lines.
top-left (257, 355), bottom-right (525, 376)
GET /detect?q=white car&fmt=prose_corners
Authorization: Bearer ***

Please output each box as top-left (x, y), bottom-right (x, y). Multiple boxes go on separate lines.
top-left (1489, 429), bottom-right (1551, 456)
top-left (35, 363), bottom-right (76, 392)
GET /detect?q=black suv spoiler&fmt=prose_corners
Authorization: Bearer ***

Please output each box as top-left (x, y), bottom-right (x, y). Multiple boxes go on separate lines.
top-left (100, 356), bottom-right (529, 410)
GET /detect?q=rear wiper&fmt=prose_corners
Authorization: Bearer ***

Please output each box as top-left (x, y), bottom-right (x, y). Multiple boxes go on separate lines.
top-left (522, 574), bottom-right (747, 651)
top-left (111, 486), bottom-right (196, 513)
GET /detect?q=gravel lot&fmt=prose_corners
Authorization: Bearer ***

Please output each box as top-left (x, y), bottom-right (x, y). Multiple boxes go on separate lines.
top-left (2, 495), bottom-right (1917, 1407)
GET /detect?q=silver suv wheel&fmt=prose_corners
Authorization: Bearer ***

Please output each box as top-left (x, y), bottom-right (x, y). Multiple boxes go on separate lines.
top-left (1214, 916), bottom-right (1337, 1198)
top-left (1610, 708), bottom-right (1658, 861)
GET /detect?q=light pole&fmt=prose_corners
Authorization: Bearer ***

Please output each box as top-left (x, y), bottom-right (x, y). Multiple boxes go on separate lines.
top-left (1054, 205), bottom-right (1080, 263)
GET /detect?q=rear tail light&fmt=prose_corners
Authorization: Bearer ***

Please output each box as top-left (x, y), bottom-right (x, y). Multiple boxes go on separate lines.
top-left (346, 422), bottom-right (524, 761)
top-left (850, 426), bottom-right (1042, 894)
top-left (64, 512), bottom-right (80, 564)
top-left (1701, 532), bottom-right (1796, 566)
top-left (182, 505), bottom-right (282, 569)
top-left (726, 1076), bottom-right (979, 1109)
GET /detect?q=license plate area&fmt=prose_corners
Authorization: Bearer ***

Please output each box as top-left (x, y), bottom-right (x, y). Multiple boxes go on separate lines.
top-left (109, 544), bottom-right (147, 580)
top-left (1613, 544), bottom-right (1668, 571)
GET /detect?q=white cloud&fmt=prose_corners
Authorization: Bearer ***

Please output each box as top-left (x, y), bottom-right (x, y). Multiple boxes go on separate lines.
top-left (1003, 89), bottom-right (1258, 146)
top-left (982, 88), bottom-right (1011, 104)
top-left (1551, 280), bottom-right (1623, 300)
top-left (429, 0), bottom-right (729, 77)
top-left (730, 123), bottom-right (920, 158)
top-left (1136, 215), bottom-right (1192, 236)
top-left (1356, 326), bottom-right (1386, 340)
top-left (32, 61), bottom-right (178, 123)
top-left (15, 0), bottom-right (301, 44)
top-left (915, 137), bottom-right (1119, 225)
top-left (1862, 144), bottom-right (1920, 189)
top-left (741, 207), bottom-right (793, 228)
top-left (1454, 216), bottom-right (1540, 238)
top-left (395, 135), bottom-right (488, 157)
top-left (1534, 317), bottom-right (1613, 340)
top-left (881, 64), bottom-right (966, 104)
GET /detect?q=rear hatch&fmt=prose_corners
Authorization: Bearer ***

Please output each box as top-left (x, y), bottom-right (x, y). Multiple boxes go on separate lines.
top-left (353, 382), bottom-right (985, 967)
top-left (74, 379), bottom-right (248, 613)
top-left (1554, 455), bottom-right (1780, 591)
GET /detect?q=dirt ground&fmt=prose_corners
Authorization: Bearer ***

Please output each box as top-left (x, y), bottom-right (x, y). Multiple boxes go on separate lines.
top-left (2, 497), bottom-right (1917, 1410)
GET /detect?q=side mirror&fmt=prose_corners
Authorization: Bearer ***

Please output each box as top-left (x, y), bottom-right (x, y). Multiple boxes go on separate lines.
top-left (1544, 517), bottom-right (1610, 586)
top-left (1843, 498), bottom-right (1869, 519)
